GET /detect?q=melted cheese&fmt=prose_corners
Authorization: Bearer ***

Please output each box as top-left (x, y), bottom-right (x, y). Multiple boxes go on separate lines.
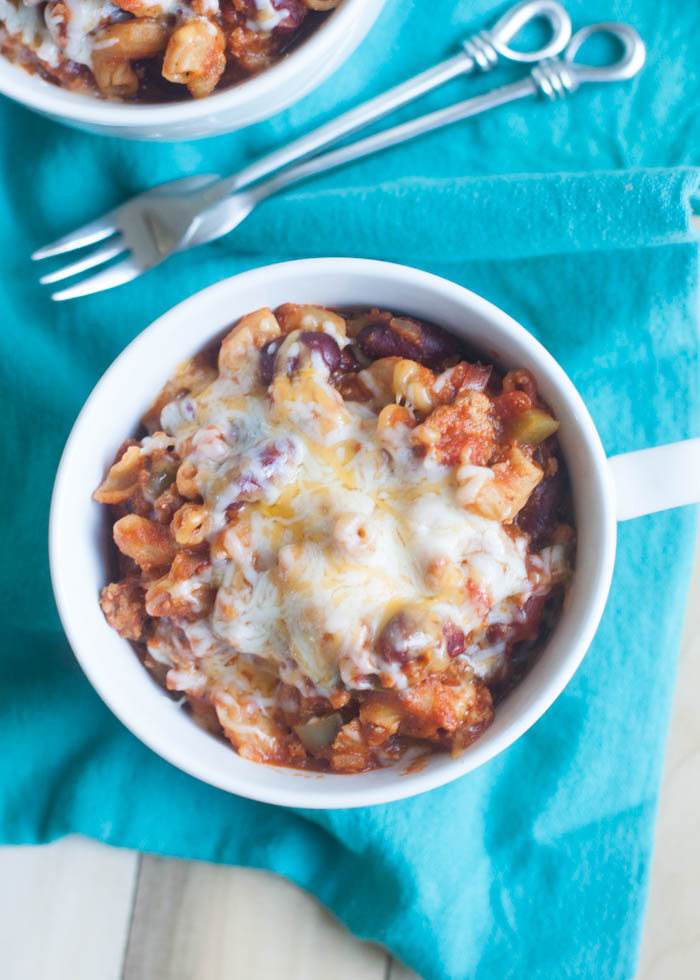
top-left (0, 0), bottom-right (220, 70)
top-left (45, 0), bottom-right (112, 64)
top-left (0, 0), bottom-right (63, 66)
top-left (247, 0), bottom-right (287, 33)
top-left (153, 327), bottom-right (545, 698)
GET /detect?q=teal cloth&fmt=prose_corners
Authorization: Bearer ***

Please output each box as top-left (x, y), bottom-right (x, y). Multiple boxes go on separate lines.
top-left (2, 0), bottom-right (700, 977)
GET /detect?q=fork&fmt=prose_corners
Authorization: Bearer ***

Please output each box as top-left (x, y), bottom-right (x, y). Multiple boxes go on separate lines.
top-left (32, 0), bottom-right (572, 300)
top-left (35, 21), bottom-right (644, 301)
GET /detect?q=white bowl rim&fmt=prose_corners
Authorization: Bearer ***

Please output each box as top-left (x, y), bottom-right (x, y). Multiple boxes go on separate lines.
top-left (0, 0), bottom-right (374, 127)
top-left (49, 258), bottom-right (617, 808)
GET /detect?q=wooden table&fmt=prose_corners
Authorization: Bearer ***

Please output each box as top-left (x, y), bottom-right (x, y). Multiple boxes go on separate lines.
top-left (2, 532), bottom-right (698, 979)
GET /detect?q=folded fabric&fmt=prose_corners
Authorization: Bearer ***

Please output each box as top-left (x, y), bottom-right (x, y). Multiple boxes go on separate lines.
top-left (2, 1), bottom-right (700, 979)
top-left (239, 167), bottom-right (700, 261)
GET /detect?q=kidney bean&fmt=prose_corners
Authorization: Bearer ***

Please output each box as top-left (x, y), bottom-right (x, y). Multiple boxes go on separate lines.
top-left (457, 362), bottom-right (492, 392)
top-left (224, 437), bottom-right (300, 508)
top-left (432, 361), bottom-right (492, 402)
top-left (485, 594), bottom-right (547, 661)
top-left (337, 344), bottom-right (361, 375)
top-left (356, 316), bottom-right (459, 368)
top-left (224, 501), bottom-right (245, 519)
top-left (261, 331), bottom-right (341, 383)
top-left (485, 623), bottom-right (509, 646)
top-left (515, 466), bottom-right (563, 549)
top-left (517, 594), bottom-right (548, 645)
top-left (235, 0), bottom-right (305, 32)
top-left (334, 373), bottom-right (371, 403)
top-left (270, 0), bottom-right (307, 34)
top-left (443, 622), bottom-right (466, 658)
top-left (298, 331), bottom-right (341, 374)
top-left (377, 606), bottom-right (446, 667)
top-left (259, 337), bottom-right (283, 385)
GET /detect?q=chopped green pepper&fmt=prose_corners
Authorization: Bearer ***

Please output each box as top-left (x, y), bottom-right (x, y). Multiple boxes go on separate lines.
top-left (505, 408), bottom-right (559, 445)
top-left (294, 713), bottom-right (342, 750)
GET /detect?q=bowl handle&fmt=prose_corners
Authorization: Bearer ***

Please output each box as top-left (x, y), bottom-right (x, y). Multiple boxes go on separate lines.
top-left (608, 438), bottom-right (700, 521)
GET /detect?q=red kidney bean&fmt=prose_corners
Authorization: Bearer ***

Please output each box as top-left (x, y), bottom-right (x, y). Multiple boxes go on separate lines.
top-left (235, 0), bottom-right (305, 32)
top-left (458, 362), bottom-right (492, 392)
top-left (485, 594), bottom-right (547, 656)
top-left (337, 344), bottom-right (361, 375)
top-left (433, 361), bottom-right (492, 401)
top-left (259, 337), bottom-right (283, 385)
top-left (443, 622), bottom-right (466, 658)
top-left (515, 466), bottom-right (563, 549)
top-left (261, 331), bottom-right (340, 382)
top-left (377, 607), bottom-right (445, 667)
top-left (225, 438), bottom-right (300, 507)
top-left (356, 315), bottom-right (459, 368)
top-left (518, 593), bottom-right (548, 645)
top-left (270, 0), bottom-right (307, 34)
top-left (485, 623), bottom-right (509, 646)
top-left (297, 331), bottom-right (341, 374)
top-left (377, 613), bottom-right (414, 666)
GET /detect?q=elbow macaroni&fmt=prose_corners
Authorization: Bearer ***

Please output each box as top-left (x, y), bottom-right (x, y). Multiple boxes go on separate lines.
top-left (1, 0), bottom-right (341, 100)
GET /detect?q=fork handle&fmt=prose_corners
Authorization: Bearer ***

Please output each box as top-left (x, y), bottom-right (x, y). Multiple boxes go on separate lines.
top-left (185, 22), bottom-right (644, 250)
top-left (194, 0), bottom-right (571, 211)
top-left (253, 78), bottom-right (536, 198)
top-left (213, 52), bottom-right (471, 199)
top-left (184, 76), bottom-right (536, 247)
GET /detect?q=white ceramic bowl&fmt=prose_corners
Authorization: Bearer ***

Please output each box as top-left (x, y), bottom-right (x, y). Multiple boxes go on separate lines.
top-left (49, 258), bottom-right (700, 808)
top-left (0, 0), bottom-right (386, 140)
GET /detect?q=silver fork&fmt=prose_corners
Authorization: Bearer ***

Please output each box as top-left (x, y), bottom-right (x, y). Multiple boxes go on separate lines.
top-left (184, 22), bottom-right (645, 249)
top-left (32, 0), bottom-right (571, 300)
top-left (35, 22), bottom-right (644, 302)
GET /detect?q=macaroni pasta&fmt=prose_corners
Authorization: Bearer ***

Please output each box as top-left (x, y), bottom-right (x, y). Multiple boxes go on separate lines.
top-left (96, 304), bottom-right (575, 772)
top-left (0, 0), bottom-right (340, 100)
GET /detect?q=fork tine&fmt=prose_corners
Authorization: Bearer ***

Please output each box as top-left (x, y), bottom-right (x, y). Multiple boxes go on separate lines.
top-left (39, 235), bottom-right (127, 285)
top-left (51, 255), bottom-right (143, 302)
top-left (31, 213), bottom-right (118, 261)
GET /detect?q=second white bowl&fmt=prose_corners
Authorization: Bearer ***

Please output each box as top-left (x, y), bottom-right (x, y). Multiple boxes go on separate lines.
top-left (0, 0), bottom-right (386, 140)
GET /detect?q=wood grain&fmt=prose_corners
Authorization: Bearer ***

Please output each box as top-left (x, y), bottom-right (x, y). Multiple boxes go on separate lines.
top-left (636, 527), bottom-right (700, 980)
top-left (0, 836), bottom-right (138, 980)
top-left (122, 855), bottom-right (389, 980)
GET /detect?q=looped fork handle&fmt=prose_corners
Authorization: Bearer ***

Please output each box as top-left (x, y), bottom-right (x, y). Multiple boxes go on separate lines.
top-left (488, 0), bottom-right (572, 63)
top-left (531, 21), bottom-right (646, 100)
top-left (183, 18), bottom-right (647, 250)
top-left (564, 22), bottom-right (646, 84)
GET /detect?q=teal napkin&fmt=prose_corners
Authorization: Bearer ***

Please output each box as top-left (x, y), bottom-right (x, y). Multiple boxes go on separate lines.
top-left (2, 2), bottom-right (700, 978)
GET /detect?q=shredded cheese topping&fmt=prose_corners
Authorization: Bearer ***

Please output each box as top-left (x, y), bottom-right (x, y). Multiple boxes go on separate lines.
top-left (0, 0), bottom-right (226, 71)
top-left (150, 320), bottom-right (563, 699)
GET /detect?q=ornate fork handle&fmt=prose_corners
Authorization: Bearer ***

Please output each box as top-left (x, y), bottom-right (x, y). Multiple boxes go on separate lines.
top-left (193, 0), bottom-right (571, 210)
top-left (183, 23), bottom-right (646, 251)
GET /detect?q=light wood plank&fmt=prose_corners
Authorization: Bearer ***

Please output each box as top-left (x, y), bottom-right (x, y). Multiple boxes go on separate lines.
top-left (122, 855), bottom-right (389, 980)
top-left (0, 836), bottom-right (139, 980)
top-left (636, 526), bottom-right (700, 980)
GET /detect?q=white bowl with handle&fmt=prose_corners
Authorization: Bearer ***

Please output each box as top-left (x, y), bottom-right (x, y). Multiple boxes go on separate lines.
top-left (49, 258), bottom-right (700, 807)
top-left (0, 0), bottom-right (386, 140)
